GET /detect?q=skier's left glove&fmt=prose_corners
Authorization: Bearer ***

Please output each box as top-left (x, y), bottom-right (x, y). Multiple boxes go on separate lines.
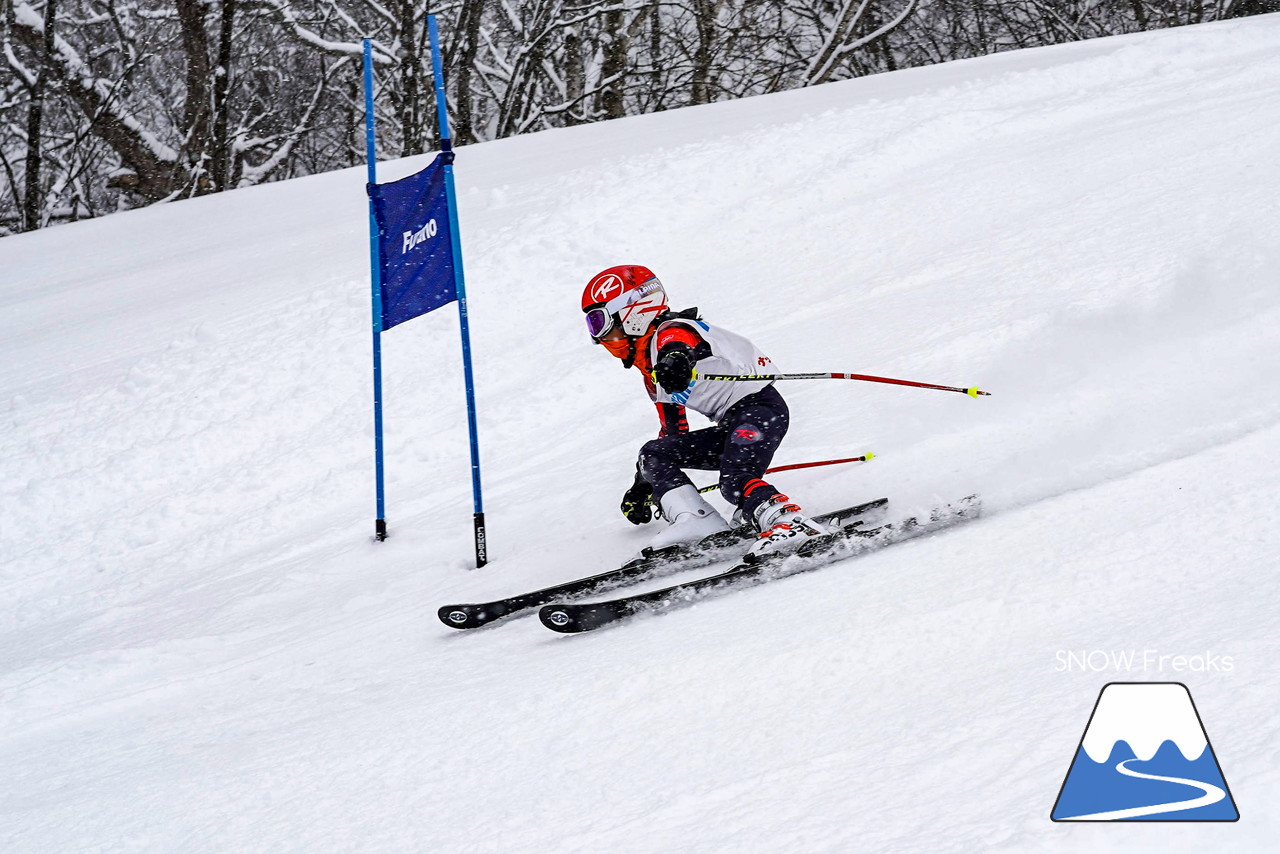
top-left (653, 347), bottom-right (697, 394)
top-left (621, 469), bottom-right (654, 525)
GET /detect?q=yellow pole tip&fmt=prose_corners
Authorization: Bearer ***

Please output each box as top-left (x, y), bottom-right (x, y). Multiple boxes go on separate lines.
top-left (865, 452), bottom-right (875, 461)
top-left (966, 387), bottom-right (980, 398)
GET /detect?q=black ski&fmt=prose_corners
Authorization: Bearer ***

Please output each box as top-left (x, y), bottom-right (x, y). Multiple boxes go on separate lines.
top-left (538, 495), bottom-right (980, 634)
top-left (437, 497), bottom-right (888, 630)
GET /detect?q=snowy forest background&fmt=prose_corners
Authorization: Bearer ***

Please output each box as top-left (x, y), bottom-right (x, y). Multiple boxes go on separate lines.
top-left (2, 0), bottom-right (1277, 235)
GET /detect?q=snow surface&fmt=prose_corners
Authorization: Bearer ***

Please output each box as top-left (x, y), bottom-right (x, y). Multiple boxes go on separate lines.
top-left (4, 14), bottom-right (1280, 853)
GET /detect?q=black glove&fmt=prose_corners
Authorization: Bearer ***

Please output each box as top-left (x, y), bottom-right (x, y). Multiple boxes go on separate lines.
top-left (621, 469), bottom-right (653, 525)
top-left (653, 347), bottom-right (697, 394)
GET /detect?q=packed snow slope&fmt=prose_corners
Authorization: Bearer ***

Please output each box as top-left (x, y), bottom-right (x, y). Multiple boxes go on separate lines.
top-left (4, 15), bottom-right (1280, 853)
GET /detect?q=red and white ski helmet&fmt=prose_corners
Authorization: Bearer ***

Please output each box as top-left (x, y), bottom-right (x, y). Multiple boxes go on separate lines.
top-left (581, 265), bottom-right (668, 341)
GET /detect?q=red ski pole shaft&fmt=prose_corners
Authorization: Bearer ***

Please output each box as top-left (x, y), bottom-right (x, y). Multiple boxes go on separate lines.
top-left (691, 453), bottom-right (874, 496)
top-left (700, 371), bottom-right (990, 398)
top-left (765, 454), bottom-right (873, 474)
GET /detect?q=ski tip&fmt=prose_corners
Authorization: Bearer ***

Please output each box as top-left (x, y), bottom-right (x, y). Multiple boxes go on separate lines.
top-left (539, 602), bottom-right (624, 633)
top-left (540, 604), bottom-right (585, 633)
top-left (438, 604), bottom-right (504, 630)
top-left (439, 605), bottom-right (478, 629)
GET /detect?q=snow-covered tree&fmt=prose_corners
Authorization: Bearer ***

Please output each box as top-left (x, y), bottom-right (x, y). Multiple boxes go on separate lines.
top-left (3, 0), bottom-right (1274, 234)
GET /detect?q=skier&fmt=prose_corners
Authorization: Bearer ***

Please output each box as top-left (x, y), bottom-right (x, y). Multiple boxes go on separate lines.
top-left (581, 264), bottom-right (829, 556)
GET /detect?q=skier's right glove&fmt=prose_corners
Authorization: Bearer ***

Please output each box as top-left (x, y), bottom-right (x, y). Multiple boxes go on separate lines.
top-left (621, 470), bottom-right (654, 525)
top-left (652, 346), bottom-right (697, 394)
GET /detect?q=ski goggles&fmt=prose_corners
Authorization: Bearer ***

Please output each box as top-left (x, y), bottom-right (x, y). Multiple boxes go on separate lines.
top-left (583, 279), bottom-right (663, 342)
top-left (584, 304), bottom-right (615, 341)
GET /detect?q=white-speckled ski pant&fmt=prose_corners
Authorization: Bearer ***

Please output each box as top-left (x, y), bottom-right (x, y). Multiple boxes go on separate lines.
top-left (638, 384), bottom-right (789, 516)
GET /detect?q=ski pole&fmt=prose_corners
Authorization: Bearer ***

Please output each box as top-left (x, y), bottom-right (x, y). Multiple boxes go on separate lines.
top-left (700, 371), bottom-right (990, 398)
top-left (760, 453), bottom-right (874, 475)
top-left (646, 453), bottom-right (874, 504)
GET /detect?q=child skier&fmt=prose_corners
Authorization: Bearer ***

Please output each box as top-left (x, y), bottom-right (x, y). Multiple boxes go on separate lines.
top-left (581, 264), bottom-right (828, 556)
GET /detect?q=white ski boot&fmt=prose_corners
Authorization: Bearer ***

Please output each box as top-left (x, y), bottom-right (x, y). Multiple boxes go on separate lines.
top-left (647, 484), bottom-right (731, 550)
top-left (748, 494), bottom-right (829, 557)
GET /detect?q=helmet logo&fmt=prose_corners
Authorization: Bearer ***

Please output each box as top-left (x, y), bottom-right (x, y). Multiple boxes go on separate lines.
top-left (589, 273), bottom-right (625, 304)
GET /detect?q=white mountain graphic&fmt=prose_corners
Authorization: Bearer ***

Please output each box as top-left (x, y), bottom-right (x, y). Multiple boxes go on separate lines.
top-left (1081, 683), bottom-right (1207, 762)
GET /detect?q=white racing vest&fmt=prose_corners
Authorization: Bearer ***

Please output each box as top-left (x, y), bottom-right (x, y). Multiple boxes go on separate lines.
top-left (648, 318), bottom-right (776, 423)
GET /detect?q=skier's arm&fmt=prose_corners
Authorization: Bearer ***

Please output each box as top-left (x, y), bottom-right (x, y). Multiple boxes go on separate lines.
top-left (655, 402), bottom-right (688, 437)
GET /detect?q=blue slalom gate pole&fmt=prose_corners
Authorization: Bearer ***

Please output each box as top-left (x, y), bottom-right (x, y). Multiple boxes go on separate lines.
top-left (362, 39), bottom-right (388, 542)
top-left (429, 16), bottom-right (487, 568)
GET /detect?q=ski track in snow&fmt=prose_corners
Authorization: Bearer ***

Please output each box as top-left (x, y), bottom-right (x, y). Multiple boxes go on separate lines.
top-left (4, 14), bottom-right (1280, 854)
top-left (1060, 758), bottom-right (1226, 821)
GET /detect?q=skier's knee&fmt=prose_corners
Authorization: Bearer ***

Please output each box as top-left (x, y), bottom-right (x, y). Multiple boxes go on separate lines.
top-left (638, 439), bottom-right (668, 482)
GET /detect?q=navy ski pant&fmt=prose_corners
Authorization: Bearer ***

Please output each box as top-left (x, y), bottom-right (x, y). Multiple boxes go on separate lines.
top-left (638, 384), bottom-right (789, 518)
